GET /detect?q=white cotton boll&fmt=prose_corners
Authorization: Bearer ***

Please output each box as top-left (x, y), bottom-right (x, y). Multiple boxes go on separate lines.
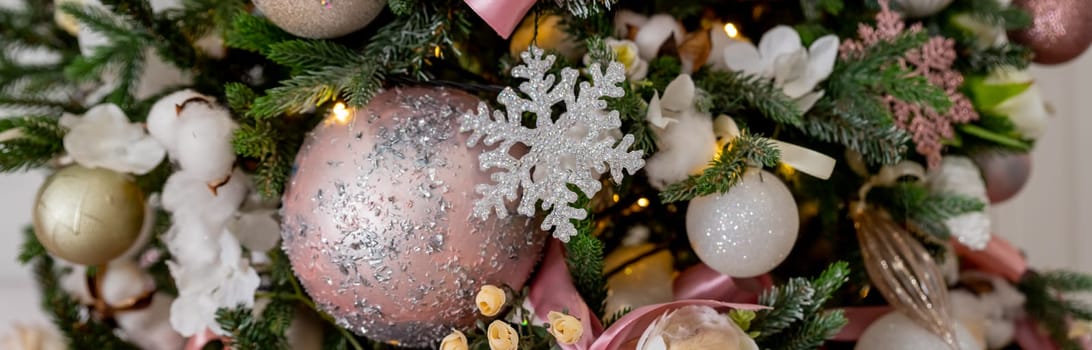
top-left (229, 209), bottom-right (281, 253)
top-left (169, 293), bottom-right (219, 336)
top-left (645, 112), bottom-right (717, 190)
top-left (147, 89), bottom-right (214, 156)
top-left (115, 292), bottom-right (183, 350)
top-left (165, 224), bottom-right (221, 268)
top-left (163, 168), bottom-right (248, 234)
top-left (58, 264), bottom-right (93, 304)
top-left (176, 105), bottom-right (238, 183)
top-left (135, 48), bottom-right (192, 100)
top-left (161, 170), bottom-right (209, 213)
top-left (100, 260), bottom-right (152, 306)
top-left (206, 169), bottom-right (250, 227)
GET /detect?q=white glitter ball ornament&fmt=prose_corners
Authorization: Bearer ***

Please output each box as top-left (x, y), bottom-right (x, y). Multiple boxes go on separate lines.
top-left (856, 312), bottom-right (984, 350)
top-left (892, 0), bottom-right (955, 17)
top-left (280, 87), bottom-right (546, 347)
top-left (253, 0), bottom-right (386, 39)
top-left (685, 169), bottom-right (799, 278)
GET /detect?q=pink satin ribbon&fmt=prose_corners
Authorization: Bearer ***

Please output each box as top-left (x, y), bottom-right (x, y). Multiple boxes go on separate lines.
top-left (529, 239), bottom-right (603, 350)
top-left (673, 263), bottom-right (770, 303)
top-left (954, 235), bottom-right (1028, 283)
top-left (464, 0), bottom-right (537, 39)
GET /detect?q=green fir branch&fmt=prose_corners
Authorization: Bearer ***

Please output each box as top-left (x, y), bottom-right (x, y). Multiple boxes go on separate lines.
top-left (551, 0), bottom-right (619, 18)
top-left (564, 185), bottom-right (608, 318)
top-left (361, 2), bottom-right (473, 79)
top-left (960, 43), bottom-right (1033, 74)
top-left (1036, 271), bottom-right (1092, 292)
top-left (1020, 271), bottom-right (1092, 350)
top-left (659, 132), bottom-right (781, 203)
top-left (230, 83), bottom-right (312, 198)
top-left (693, 69), bottom-right (805, 127)
top-left (870, 182), bottom-right (985, 239)
top-left (0, 115), bottom-right (66, 172)
top-left (957, 0), bottom-right (1033, 30)
top-left (754, 262), bottom-right (850, 350)
top-left (387, 0), bottom-right (419, 16)
top-left (224, 13), bottom-right (294, 54)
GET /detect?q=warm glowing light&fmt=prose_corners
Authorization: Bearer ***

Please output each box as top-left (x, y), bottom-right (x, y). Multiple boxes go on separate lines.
top-left (332, 102), bottom-right (351, 124)
top-left (612, 194), bottom-right (620, 203)
top-left (723, 23), bottom-right (740, 38)
top-left (779, 163), bottom-right (796, 176)
top-left (636, 197), bottom-right (650, 208)
top-left (433, 46), bottom-right (443, 58)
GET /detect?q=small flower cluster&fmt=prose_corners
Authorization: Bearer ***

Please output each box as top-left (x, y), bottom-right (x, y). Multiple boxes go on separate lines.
top-left (841, 0), bottom-right (979, 168)
top-left (441, 285), bottom-right (585, 350)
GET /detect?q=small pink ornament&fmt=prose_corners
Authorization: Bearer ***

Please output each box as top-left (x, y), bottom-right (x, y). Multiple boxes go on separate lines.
top-left (973, 152), bottom-right (1032, 204)
top-left (280, 87), bottom-right (546, 347)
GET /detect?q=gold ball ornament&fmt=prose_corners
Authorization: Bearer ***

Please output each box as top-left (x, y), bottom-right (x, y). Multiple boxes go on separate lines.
top-left (33, 166), bottom-right (146, 265)
top-left (253, 0), bottom-right (387, 39)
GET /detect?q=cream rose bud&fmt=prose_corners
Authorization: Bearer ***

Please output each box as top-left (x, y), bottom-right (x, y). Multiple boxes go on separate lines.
top-left (548, 311), bottom-right (584, 345)
top-left (440, 330), bottom-right (469, 350)
top-left (487, 321), bottom-right (519, 350)
top-left (476, 285), bottom-right (507, 317)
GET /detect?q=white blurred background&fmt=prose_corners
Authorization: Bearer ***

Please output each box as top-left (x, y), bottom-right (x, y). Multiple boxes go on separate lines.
top-left (0, 0), bottom-right (1091, 338)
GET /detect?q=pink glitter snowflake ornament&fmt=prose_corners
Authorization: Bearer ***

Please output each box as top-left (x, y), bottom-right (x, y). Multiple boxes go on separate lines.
top-left (841, 0), bottom-right (979, 167)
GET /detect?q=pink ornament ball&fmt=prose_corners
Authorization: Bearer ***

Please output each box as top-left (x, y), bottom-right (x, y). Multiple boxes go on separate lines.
top-left (1008, 0), bottom-right (1092, 64)
top-left (973, 153), bottom-right (1032, 204)
top-left (280, 87), bottom-right (546, 347)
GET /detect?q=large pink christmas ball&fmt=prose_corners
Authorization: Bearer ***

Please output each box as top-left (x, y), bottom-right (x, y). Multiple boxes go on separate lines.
top-left (1008, 0), bottom-right (1092, 64)
top-left (973, 152), bottom-right (1032, 204)
top-left (280, 87), bottom-right (546, 347)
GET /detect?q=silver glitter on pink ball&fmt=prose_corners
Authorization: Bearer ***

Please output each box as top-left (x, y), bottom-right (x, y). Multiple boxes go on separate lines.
top-left (280, 87), bottom-right (546, 347)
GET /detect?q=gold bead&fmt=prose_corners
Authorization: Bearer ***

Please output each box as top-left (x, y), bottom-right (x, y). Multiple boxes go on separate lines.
top-left (33, 166), bottom-right (146, 265)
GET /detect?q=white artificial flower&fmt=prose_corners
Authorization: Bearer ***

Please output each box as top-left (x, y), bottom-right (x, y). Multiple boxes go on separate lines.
top-left (644, 74), bottom-right (718, 190)
top-left (636, 306), bottom-right (758, 350)
top-left (982, 67), bottom-right (1049, 139)
top-left (722, 26), bottom-right (839, 112)
top-left (614, 11), bottom-right (686, 61)
top-left (927, 156), bottom-right (991, 250)
top-left (60, 103), bottom-right (166, 174)
top-left (169, 232), bottom-right (261, 336)
top-left (584, 39), bottom-right (649, 81)
top-left (1, 324), bottom-right (66, 350)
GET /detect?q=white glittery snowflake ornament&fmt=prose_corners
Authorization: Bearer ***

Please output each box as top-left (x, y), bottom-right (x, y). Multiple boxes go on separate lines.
top-left (460, 46), bottom-right (646, 242)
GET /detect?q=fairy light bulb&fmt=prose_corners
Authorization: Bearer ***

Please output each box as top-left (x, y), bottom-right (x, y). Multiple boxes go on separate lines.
top-left (332, 102), bottom-right (351, 124)
top-left (723, 23), bottom-right (740, 38)
top-left (636, 198), bottom-right (650, 208)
